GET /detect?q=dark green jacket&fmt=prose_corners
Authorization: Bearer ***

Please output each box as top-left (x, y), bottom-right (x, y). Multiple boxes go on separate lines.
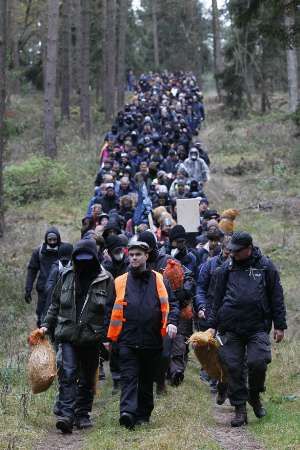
top-left (42, 267), bottom-right (115, 346)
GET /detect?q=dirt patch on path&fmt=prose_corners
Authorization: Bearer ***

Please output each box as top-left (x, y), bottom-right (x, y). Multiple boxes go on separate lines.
top-left (34, 428), bottom-right (88, 450)
top-left (208, 399), bottom-right (265, 450)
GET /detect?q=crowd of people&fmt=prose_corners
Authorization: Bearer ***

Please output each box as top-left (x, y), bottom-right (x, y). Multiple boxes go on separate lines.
top-left (25, 71), bottom-right (287, 435)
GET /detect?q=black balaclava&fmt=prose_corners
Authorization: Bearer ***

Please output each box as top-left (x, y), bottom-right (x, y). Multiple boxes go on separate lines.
top-left (44, 226), bottom-right (61, 250)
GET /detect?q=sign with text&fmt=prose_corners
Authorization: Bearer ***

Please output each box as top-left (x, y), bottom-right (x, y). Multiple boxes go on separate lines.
top-left (176, 198), bottom-right (199, 232)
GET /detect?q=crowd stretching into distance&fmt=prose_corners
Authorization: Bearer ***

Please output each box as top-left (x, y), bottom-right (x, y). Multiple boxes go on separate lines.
top-left (25, 71), bottom-right (287, 434)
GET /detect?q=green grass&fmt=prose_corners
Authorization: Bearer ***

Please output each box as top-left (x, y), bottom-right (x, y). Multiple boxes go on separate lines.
top-left (88, 362), bottom-right (220, 450)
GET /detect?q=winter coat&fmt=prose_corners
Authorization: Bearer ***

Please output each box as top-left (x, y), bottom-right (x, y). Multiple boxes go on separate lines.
top-left (42, 267), bottom-right (115, 346)
top-left (103, 255), bottom-right (129, 279)
top-left (195, 254), bottom-right (226, 313)
top-left (207, 247), bottom-right (287, 335)
top-left (25, 227), bottom-right (62, 294)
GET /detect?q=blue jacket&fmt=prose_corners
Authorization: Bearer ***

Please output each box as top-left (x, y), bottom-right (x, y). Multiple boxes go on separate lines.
top-left (195, 255), bottom-right (223, 312)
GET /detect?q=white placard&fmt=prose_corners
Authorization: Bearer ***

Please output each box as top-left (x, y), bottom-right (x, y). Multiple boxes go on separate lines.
top-left (176, 198), bottom-right (199, 232)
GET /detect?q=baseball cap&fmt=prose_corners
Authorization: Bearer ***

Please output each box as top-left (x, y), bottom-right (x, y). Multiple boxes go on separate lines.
top-left (228, 231), bottom-right (253, 252)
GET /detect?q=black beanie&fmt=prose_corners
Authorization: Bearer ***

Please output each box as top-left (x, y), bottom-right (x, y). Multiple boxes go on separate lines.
top-left (169, 225), bottom-right (186, 242)
top-left (138, 231), bottom-right (157, 250)
top-left (106, 235), bottom-right (125, 252)
top-left (58, 243), bottom-right (73, 260)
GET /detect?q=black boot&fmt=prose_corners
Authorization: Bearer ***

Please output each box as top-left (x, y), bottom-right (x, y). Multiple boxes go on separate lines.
top-left (56, 417), bottom-right (73, 434)
top-left (75, 416), bottom-right (93, 429)
top-left (119, 412), bottom-right (135, 430)
top-left (231, 405), bottom-right (248, 427)
top-left (112, 379), bottom-right (120, 395)
top-left (156, 382), bottom-right (167, 396)
top-left (170, 371), bottom-right (184, 387)
top-left (248, 393), bottom-right (266, 418)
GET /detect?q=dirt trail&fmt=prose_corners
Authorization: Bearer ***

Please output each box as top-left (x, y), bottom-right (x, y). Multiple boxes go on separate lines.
top-left (34, 428), bottom-right (87, 450)
top-left (208, 399), bottom-right (265, 450)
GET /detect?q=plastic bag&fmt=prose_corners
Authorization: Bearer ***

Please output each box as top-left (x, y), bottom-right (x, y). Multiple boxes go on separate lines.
top-left (188, 330), bottom-right (226, 382)
top-left (27, 329), bottom-right (57, 394)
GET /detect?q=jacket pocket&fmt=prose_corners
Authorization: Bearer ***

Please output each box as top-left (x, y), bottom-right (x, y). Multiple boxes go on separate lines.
top-left (55, 317), bottom-right (79, 343)
top-left (79, 323), bottom-right (104, 345)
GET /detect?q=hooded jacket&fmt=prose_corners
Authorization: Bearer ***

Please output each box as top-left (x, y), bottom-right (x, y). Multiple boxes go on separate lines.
top-left (25, 226), bottom-right (62, 294)
top-left (42, 239), bottom-right (115, 346)
top-left (208, 247), bottom-right (287, 335)
top-left (180, 149), bottom-right (209, 184)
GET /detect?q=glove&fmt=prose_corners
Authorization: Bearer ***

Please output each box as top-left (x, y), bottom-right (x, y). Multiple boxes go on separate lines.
top-left (24, 292), bottom-right (32, 304)
top-left (167, 324), bottom-right (177, 339)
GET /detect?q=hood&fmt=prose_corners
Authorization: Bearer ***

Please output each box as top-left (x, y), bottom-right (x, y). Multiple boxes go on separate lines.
top-left (188, 148), bottom-right (199, 160)
top-left (44, 226), bottom-right (61, 245)
top-left (72, 239), bottom-right (101, 270)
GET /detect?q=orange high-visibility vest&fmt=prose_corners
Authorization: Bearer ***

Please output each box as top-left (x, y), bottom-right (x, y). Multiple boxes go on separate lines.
top-left (107, 270), bottom-right (169, 342)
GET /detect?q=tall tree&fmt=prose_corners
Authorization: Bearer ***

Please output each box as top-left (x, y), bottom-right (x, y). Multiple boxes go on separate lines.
top-left (152, 0), bottom-right (160, 69)
top-left (8, 0), bottom-right (20, 94)
top-left (104, 0), bottom-right (117, 120)
top-left (116, 0), bottom-right (128, 109)
top-left (61, 0), bottom-right (71, 119)
top-left (284, 0), bottom-right (298, 112)
top-left (79, 0), bottom-right (91, 139)
top-left (0, 0), bottom-right (7, 236)
top-left (44, 0), bottom-right (60, 158)
top-left (212, 0), bottom-right (224, 98)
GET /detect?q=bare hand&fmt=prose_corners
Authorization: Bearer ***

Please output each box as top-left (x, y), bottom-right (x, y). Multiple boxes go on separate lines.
top-left (103, 342), bottom-right (112, 352)
top-left (40, 327), bottom-right (48, 335)
top-left (207, 328), bottom-right (216, 337)
top-left (167, 324), bottom-right (177, 339)
top-left (198, 310), bottom-right (205, 319)
top-left (273, 329), bottom-right (284, 343)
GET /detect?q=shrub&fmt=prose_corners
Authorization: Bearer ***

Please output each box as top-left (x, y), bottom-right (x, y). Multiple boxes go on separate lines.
top-left (4, 156), bottom-right (70, 205)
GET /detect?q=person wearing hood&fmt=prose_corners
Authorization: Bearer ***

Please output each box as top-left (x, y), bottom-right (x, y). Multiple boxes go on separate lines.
top-left (207, 232), bottom-right (287, 427)
top-left (100, 184), bottom-right (119, 213)
top-left (103, 235), bottom-right (129, 395)
top-left (40, 239), bottom-right (115, 434)
top-left (180, 147), bottom-right (209, 185)
top-left (25, 227), bottom-right (63, 327)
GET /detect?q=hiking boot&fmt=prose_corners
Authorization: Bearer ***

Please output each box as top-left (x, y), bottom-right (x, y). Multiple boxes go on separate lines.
top-left (170, 371), bottom-right (184, 387)
top-left (119, 412), bottom-right (135, 430)
top-left (56, 417), bottom-right (73, 434)
top-left (156, 382), bottom-right (167, 396)
top-left (248, 394), bottom-right (266, 418)
top-left (75, 416), bottom-right (93, 429)
top-left (112, 379), bottom-right (120, 395)
top-left (231, 405), bottom-right (248, 427)
top-left (216, 390), bottom-right (227, 405)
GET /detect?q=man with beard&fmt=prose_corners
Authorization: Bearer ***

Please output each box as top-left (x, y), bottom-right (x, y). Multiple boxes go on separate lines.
top-left (107, 240), bottom-right (177, 429)
top-left (208, 232), bottom-right (287, 427)
top-left (40, 239), bottom-right (115, 434)
top-left (25, 227), bottom-right (63, 327)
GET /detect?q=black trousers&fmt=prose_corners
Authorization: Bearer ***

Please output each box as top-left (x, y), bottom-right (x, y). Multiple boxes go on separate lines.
top-left (110, 342), bottom-right (121, 381)
top-left (155, 336), bottom-right (172, 386)
top-left (119, 346), bottom-right (161, 420)
top-left (218, 331), bottom-right (272, 406)
top-left (36, 290), bottom-right (46, 327)
top-left (169, 334), bottom-right (189, 379)
top-left (58, 343), bottom-right (100, 421)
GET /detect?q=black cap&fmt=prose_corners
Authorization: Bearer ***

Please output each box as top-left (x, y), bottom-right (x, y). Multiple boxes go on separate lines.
top-left (169, 225), bottom-right (186, 242)
top-left (228, 231), bottom-right (253, 252)
top-left (106, 235), bottom-right (125, 252)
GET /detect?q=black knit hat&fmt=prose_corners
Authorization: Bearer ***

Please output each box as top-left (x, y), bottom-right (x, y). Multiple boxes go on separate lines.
top-left (106, 235), bottom-right (126, 252)
top-left (138, 230), bottom-right (157, 250)
top-left (169, 224), bottom-right (186, 242)
top-left (228, 231), bottom-right (253, 251)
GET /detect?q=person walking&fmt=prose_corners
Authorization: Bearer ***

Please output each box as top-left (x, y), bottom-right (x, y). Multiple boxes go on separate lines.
top-left (207, 231), bottom-right (287, 427)
top-left (106, 240), bottom-right (178, 429)
top-left (40, 239), bottom-right (115, 434)
top-left (25, 227), bottom-right (63, 327)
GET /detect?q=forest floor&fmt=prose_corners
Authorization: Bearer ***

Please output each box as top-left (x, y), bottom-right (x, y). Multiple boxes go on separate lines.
top-left (0, 92), bottom-right (299, 450)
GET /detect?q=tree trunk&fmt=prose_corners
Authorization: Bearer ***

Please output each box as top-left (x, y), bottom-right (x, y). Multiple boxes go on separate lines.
top-left (8, 0), bottom-right (20, 94)
top-left (104, 0), bottom-right (117, 121)
top-left (44, 0), bottom-right (60, 158)
top-left (72, 0), bottom-right (82, 95)
top-left (80, 0), bottom-right (91, 139)
top-left (152, 0), bottom-right (160, 69)
top-left (285, 2), bottom-right (298, 112)
top-left (0, 0), bottom-right (7, 236)
top-left (116, 0), bottom-right (128, 109)
top-left (212, 0), bottom-right (224, 99)
top-left (61, 0), bottom-right (71, 119)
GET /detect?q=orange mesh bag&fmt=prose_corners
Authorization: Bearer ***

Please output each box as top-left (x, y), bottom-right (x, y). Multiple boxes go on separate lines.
top-left (188, 330), bottom-right (227, 382)
top-left (27, 329), bottom-right (57, 394)
top-left (163, 259), bottom-right (184, 290)
top-left (219, 208), bottom-right (240, 234)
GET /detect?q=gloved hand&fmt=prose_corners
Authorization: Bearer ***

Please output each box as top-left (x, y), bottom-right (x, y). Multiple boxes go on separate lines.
top-left (24, 292), bottom-right (32, 304)
top-left (167, 324), bottom-right (177, 339)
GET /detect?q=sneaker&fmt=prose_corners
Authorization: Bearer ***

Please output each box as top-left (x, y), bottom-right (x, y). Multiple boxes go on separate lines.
top-left (56, 417), bottom-right (73, 434)
top-left (231, 405), bottom-right (248, 427)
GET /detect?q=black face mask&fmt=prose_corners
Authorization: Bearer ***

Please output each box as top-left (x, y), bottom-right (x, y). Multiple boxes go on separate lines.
top-left (47, 242), bottom-right (58, 249)
top-left (75, 259), bottom-right (98, 274)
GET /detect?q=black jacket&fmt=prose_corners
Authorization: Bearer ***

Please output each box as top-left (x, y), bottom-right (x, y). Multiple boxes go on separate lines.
top-left (103, 255), bottom-right (129, 279)
top-left (25, 227), bottom-right (62, 294)
top-left (208, 247), bottom-right (287, 335)
top-left (117, 270), bottom-right (164, 349)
